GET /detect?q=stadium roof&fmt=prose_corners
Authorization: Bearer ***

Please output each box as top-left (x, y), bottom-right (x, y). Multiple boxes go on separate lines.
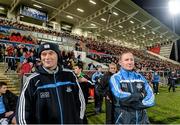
top-left (0, 0), bottom-right (179, 48)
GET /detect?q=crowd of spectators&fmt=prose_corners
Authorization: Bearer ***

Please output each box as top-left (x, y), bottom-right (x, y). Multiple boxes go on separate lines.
top-left (0, 32), bottom-right (38, 44)
top-left (0, 18), bottom-right (82, 40)
top-left (0, 42), bottom-right (80, 77)
top-left (85, 40), bottom-right (180, 72)
top-left (0, 17), bottom-right (179, 76)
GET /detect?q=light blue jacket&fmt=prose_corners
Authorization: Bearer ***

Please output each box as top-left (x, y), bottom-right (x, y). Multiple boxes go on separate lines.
top-left (152, 72), bottom-right (160, 83)
top-left (110, 68), bottom-right (155, 124)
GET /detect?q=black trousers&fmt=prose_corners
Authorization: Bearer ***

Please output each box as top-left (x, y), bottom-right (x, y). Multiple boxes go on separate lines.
top-left (152, 82), bottom-right (159, 94)
top-left (169, 82), bottom-right (175, 92)
top-left (94, 85), bottom-right (103, 113)
top-left (105, 98), bottom-right (114, 124)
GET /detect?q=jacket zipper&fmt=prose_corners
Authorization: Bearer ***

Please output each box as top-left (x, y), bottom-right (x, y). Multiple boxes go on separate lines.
top-left (128, 72), bottom-right (134, 93)
top-left (54, 73), bottom-right (63, 124)
top-left (115, 112), bottom-right (123, 124)
top-left (136, 110), bottom-right (138, 124)
top-left (129, 72), bottom-right (139, 124)
top-left (128, 72), bottom-right (137, 124)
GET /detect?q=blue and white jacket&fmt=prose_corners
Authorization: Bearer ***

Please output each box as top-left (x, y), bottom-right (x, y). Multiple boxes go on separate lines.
top-left (152, 72), bottom-right (160, 83)
top-left (110, 68), bottom-right (155, 124)
top-left (91, 71), bottom-right (104, 83)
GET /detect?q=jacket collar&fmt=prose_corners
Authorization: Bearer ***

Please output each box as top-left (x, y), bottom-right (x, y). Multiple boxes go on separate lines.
top-left (42, 66), bottom-right (59, 74)
top-left (119, 68), bottom-right (135, 79)
top-left (36, 65), bottom-right (62, 74)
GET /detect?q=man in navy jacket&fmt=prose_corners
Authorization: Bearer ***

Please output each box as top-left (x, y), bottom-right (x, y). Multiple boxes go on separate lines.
top-left (16, 42), bottom-right (85, 124)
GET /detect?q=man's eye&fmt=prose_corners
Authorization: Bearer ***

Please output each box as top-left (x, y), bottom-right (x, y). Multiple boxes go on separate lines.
top-left (49, 52), bottom-right (54, 55)
top-left (41, 53), bottom-right (47, 56)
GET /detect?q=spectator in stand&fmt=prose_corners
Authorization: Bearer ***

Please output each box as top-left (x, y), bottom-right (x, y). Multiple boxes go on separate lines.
top-left (16, 42), bottom-right (85, 124)
top-left (0, 18), bottom-right (179, 72)
top-left (88, 62), bottom-right (96, 70)
top-left (98, 63), bottom-right (117, 124)
top-left (92, 65), bottom-right (104, 114)
top-left (25, 50), bottom-right (31, 59)
top-left (20, 58), bottom-right (33, 76)
top-left (152, 71), bottom-right (160, 94)
top-left (110, 51), bottom-right (155, 124)
top-left (29, 51), bottom-right (36, 64)
top-left (5, 45), bottom-right (16, 73)
top-left (0, 82), bottom-right (18, 124)
top-left (0, 47), bottom-right (3, 62)
top-left (75, 41), bottom-right (82, 51)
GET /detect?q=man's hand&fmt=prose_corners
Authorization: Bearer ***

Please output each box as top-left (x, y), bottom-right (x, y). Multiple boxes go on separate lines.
top-left (5, 111), bottom-right (14, 117)
top-left (106, 96), bottom-right (112, 103)
top-left (78, 77), bottom-right (88, 83)
top-left (12, 116), bottom-right (17, 124)
top-left (141, 92), bottom-right (145, 98)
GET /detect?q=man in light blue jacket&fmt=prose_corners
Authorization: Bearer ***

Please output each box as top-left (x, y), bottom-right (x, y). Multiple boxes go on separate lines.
top-left (152, 71), bottom-right (160, 94)
top-left (110, 51), bottom-right (155, 124)
top-left (92, 65), bottom-right (104, 114)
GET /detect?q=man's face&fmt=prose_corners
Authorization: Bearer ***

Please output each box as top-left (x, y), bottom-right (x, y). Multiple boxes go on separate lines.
top-left (41, 50), bottom-right (58, 70)
top-left (0, 85), bottom-right (7, 94)
top-left (109, 65), bottom-right (117, 74)
top-left (74, 66), bottom-right (81, 75)
top-left (97, 67), bottom-right (102, 72)
top-left (119, 52), bottom-right (134, 71)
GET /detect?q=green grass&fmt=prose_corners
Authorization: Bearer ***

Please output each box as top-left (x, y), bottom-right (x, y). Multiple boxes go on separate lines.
top-left (87, 86), bottom-right (180, 124)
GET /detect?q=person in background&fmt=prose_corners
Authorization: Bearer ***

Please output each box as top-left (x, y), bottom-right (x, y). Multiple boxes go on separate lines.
top-left (16, 42), bottom-right (85, 124)
top-left (74, 62), bottom-right (94, 124)
top-left (168, 71), bottom-right (178, 92)
top-left (88, 62), bottom-right (96, 70)
top-left (152, 71), bottom-right (160, 94)
top-left (91, 65), bottom-right (104, 114)
top-left (0, 82), bottom-right (18, 124)
top-left (98, 63), bottom-right (117, 124)
top-left (20, 58), bottom-right (33, 76)
top-left (110, 51), bottom-right (155, 124)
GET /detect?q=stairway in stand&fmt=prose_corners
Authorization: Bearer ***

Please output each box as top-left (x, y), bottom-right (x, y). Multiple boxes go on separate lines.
top-left (159, 44), bottom-right (173, 58)
top-left (0, 62), bottom-right (21, 95)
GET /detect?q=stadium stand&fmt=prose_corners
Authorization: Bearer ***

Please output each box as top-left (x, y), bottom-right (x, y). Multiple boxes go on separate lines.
top-left (0, 0), bottom-right (180, 124)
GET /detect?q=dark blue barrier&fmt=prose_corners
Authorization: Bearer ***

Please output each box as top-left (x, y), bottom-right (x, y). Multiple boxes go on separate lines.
top-left (0, 39), bottom-right (38, 47)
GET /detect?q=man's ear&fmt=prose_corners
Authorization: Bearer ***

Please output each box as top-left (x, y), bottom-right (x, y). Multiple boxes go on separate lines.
top-left (118, 60), bottom-right (121, 66)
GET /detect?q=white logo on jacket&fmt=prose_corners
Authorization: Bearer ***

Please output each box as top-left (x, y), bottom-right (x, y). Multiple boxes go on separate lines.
top-left (66, 86), bottom-right (72, 92)
top-left (40, 92), bottom-right (50, 98)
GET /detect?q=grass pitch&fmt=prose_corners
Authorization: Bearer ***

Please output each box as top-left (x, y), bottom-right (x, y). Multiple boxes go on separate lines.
top-left (87, 86), bottom-right (180, 124)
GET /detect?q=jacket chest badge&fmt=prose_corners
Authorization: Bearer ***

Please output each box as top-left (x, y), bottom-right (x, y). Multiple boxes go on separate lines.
top-left (136, 83), bottom-right (142, 89)
top-left (66, 86), bottom-right (72, 92)
top-left (40, 92), bottom-right (50, 98)
top-left (121, 83), bottom-right (128, 88)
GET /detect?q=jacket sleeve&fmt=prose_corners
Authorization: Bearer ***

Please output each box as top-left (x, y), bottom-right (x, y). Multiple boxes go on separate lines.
top-left (84, 74), bottom-right (94, 86)
top-left (16, 76), bottom-right (35, 124)
top-left (98, 74), bottom-right (111, 97)
top-left (98, 75), bottom-right (106, 96)
top-left (91, 73), bottom-right (96, 83)
top-left (72, 72), bottom-right (86, 122)
top-left (141, 76), bottom-right (155, 108)
top-left (5, 90), bottom-right (18, 111)
top-left (110, 75), bottom-right (142, 104)
top-left (129, 75), bottom-right (155, 110)
top-left (157, 75), bottom-right (160, 82)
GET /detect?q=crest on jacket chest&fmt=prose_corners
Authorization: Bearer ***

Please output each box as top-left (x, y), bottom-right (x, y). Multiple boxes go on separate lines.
top-left (136, 83), bottom-right (143, 89)
top-left (40, 91), bottom-right (50, 98)
top-left (66, 86), bottom-right (72, 92)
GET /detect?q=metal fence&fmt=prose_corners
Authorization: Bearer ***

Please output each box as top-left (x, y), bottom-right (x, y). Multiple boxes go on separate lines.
top-left (21, 70), bottom-right (179, 88)
top-left (83, 70), bottom-right (172, 85)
